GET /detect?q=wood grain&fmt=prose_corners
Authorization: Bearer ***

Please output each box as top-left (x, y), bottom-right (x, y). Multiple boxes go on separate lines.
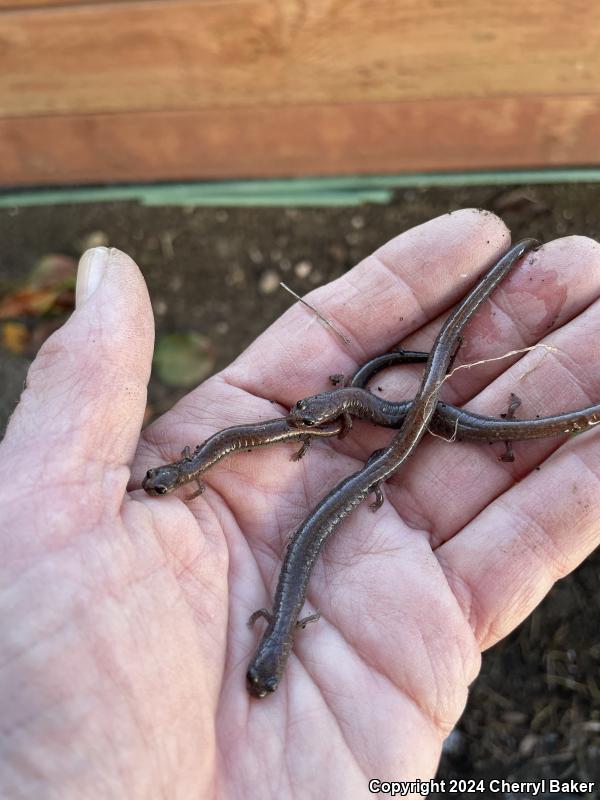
top-left (1, 0), bottom-right (600, 117)
top-left (0, 0), bottom-right (223, 9)
top-left (0, 1), bottom-right (109, 8)
top-left (2, 0), bottom-right (600, 184)
top-left (2, 95), bottom-right (598, 187)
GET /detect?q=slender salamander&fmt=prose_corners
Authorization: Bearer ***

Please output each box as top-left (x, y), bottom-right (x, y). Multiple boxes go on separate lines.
top-left (142, 350), bottom-right (430, 496)
top-left (142, 419), bottom-right (342, 497)
top-left (287, 386), bottom-right (600, 452)
top-left (246, 238), bottom-right (539, 697)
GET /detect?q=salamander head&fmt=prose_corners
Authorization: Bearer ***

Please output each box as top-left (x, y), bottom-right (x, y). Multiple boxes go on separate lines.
top-left (287, 395), bottom-right (338, 428)
top-left (246, 667), bottom-right (279, 698)
top-left (246, 648), bottom-right (283, 698)
top-left (142, 464), bottom-right (185, 495)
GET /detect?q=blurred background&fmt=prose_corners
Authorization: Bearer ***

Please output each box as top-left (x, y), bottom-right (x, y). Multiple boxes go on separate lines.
top-left (1, 2), bottom-right (600, 796)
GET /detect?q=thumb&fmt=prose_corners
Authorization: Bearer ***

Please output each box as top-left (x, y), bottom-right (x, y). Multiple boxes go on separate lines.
top-left (0, 247), bottom-right (154, 514)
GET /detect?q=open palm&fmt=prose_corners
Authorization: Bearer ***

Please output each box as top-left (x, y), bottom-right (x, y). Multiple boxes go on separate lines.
top-left (2, 210), bottom-right (600, 799)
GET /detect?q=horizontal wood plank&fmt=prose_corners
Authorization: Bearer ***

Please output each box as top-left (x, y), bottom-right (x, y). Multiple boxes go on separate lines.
top-left (0, 1), bottom-right (110, 8)
top-left (1, 0), bottom-right (600, 117)
top-left (0, 0), bottom-right (223, 9)
top-left (2, 95), bottom-right (599, 187)
top-left (2, 0), bottom-right (600, 184)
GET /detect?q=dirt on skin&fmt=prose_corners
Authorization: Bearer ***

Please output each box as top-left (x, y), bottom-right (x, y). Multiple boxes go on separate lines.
top-left (1, 184), bottom-right (600, 798)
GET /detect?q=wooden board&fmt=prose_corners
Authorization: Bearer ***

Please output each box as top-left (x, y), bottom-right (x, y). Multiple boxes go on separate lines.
top-left (2, 0), bottom-right (600, 116)
top-left (0, 1), bottom-right (108, 8)
top-left (1, 0), bottom-right (600, 186)
top-left (3, 95), bottom-right (599, 187)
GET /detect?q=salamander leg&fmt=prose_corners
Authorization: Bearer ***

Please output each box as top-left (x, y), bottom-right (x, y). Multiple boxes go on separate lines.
top-left (291, 434), bottom-right (312, 462)
top-left (507, 393), bottom-right (522, 415)
top-left (329, 373), bottom-right (346, 386)
top-left (181, 445), bottom-right (193, 460)
top-left (368, 483), bottom-right (385, 512)
top-left (366, 448), bottom-right (385, 466)
top-left (338, 412), bottom-right (353, 439)
top-left (499, 392), bottom-right (522, 462)
top-left (296, 611), bottom-right (321, 628)
top-left (248, 608), bottom-right (272, 628)
top-left (187, 479), bottom-right (206, 500)
top-left (501, 444), bottom-right (515, 462)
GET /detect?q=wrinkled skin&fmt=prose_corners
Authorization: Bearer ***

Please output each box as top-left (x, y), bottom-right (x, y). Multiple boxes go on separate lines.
top-left (2, 210), bottom-right (600, 799)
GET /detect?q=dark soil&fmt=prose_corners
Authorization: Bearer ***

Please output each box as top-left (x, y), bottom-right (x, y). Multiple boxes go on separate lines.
top-left (1, 183), bottom-right (600, 798)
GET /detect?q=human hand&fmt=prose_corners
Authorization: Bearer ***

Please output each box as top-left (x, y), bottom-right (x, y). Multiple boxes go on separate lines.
top-left (2, 210), bottom-right (599, 799)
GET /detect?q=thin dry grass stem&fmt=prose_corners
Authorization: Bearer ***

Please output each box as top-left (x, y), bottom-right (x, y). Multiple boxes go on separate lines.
top-left (427, 344), bottom-right (559, 443)
top-left (517, 346), bottom-right (554, 382)
top-left (442, 344), bottom-right (558, 384)
top-left (428, 416), bottom-right (461, 443)
top-left (280, 282), bottom-right (352, 346)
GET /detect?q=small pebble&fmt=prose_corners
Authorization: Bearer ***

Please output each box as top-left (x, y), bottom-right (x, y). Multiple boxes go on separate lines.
top-left (259, 269), bottom-right (280, 294)
top-left (519, 733), bottom-right (538, 757)
top-left (248, 246), bottom-right (264, 264)
top-left (294, 260), bottom-right (312, 278)
top-left (80, 230), bottom-right (109, 250)
top-left (226, 267), bottom-right (245, 287)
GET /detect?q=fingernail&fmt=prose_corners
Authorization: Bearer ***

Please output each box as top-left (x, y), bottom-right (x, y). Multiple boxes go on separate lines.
top-left (76, 247), bottom-right (109, 307)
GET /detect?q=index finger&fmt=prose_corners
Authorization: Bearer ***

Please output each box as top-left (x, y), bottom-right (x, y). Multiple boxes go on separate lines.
top-left (223, 208), bottom-right (511, 405)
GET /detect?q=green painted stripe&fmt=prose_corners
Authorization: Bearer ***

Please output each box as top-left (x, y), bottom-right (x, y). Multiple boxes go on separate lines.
top-left (141, 189), bottom-right (393, 207)
top-left (2, 168), bottom-right (600, 209)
